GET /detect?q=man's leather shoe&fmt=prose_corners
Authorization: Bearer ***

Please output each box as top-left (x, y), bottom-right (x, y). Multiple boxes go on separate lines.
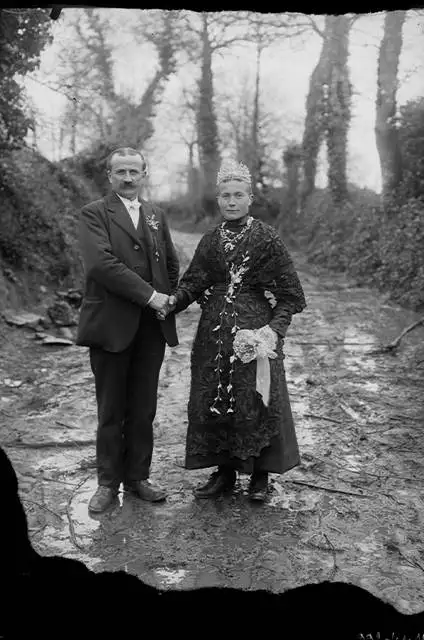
top-left (248, 471), bottom-right (268, 502)
top-left (194, 468), bottom-right (236, 498)
top-left (124, 480), bottom-right (167, 502)
top-left (88, 486), bottom-right (118, 513)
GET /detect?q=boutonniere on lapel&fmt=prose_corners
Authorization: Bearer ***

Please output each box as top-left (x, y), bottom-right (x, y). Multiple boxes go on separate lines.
top-left (145, 211), bottom-right (160, 261)
top-left (145, 212), bottom-right (159, 232)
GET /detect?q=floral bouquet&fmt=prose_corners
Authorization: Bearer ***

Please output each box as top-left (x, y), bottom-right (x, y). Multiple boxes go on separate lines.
top-left (233, 325), bottom-right (278, 407)
top-left (233, 325), bottom-right (278, 363)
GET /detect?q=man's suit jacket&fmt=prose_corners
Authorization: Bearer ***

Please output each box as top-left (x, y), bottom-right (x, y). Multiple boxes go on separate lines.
top-left (76, 192), bottom-right (179, 352)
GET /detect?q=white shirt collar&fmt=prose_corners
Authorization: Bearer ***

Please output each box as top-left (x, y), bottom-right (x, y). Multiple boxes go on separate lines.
top-left (116, 193), bottom-right (139, 208)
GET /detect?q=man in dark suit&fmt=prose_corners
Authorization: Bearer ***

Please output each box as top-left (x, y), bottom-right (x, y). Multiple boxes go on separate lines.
top-left (76, 147), bottom-right (179, 513)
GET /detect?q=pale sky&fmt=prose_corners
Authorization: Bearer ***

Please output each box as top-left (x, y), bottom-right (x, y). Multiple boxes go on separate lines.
top-left (24, 9), bottom-right (424, 200)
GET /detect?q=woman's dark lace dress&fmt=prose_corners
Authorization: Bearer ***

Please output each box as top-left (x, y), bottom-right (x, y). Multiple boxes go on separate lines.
top-left (175, 217), bottom-right (307, 474)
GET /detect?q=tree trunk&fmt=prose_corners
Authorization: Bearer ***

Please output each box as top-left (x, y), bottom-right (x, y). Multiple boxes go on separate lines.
top-left (301, 16), bottom-right (352, 207)
top-left (301, 18), bottom-right (332, 205)
top-left (375, 10), bottom-right (406, 203)
top-left (196, 13), bottom-right (220, 217)
top-left (277, 143), bottom-right (303, 237)
top-left (187, 141), bottom-right (201, 201)
top-left (69, 94), bottom-right (79, 155)
top-left (110, 14), bottom-right (177, 149)
top-left (326, 16), bottom-right (352, 205)
top-left (250, 41), bottom-right (262, 190)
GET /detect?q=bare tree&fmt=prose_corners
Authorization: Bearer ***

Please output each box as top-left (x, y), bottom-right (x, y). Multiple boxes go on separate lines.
top-left (301, 15), bottom-right (354, 206)
top-left (219, 77), bottom-right (299, 192)
top-left (219, 77), bottom-right (253, 164)
top-left (251, 31), bottom-right (262, 189)
top-left (169, 86), bottom-right (201, 202)
top-left (112, 10), bottom-right (179, 147)
top-left (375, 10), bottom-right (406, 203)
top-left (51, 9), bottom-right (121, 151)
top-left (243, 13), bottom-right (314, 189)
top-left (196, 13), bottom-right (221, 215)
top-left (47, 9), bottom-right (179, 157)
top-left (176, 11), bottom-right (254, 215)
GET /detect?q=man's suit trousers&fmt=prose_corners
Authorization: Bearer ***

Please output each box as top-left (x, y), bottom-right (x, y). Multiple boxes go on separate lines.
top-left (89, 310), bottom-right (166, 488)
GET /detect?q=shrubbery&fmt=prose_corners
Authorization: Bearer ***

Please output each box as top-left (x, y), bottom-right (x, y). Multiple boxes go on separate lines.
top-left (0, 147), bottom-right (99, 296)
top-left (398, 97), bottom-right (424, 201)
top-left (61, 142), bottom-right (114, 196)
top-left (272, 96), bottom-right (424, 311)
top-left (277, 185), bottom-right (424, 311)
top-left (0, 9), bottom-right (52, 149)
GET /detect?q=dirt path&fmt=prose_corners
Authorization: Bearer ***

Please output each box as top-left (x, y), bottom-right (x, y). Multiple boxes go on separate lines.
top-left (1, 229), bottom-right (424, 613)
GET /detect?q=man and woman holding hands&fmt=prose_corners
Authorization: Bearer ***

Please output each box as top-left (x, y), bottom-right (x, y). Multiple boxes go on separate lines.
top-left (76, 147), bottom-right (306, 513)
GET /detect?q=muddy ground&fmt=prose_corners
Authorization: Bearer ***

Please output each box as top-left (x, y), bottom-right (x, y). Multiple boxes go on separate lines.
top-left (1, 229), bottom-right (424, 615)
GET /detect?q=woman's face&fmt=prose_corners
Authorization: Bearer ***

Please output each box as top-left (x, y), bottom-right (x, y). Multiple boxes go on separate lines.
top-left (217, 180), bottom-right (253, 222)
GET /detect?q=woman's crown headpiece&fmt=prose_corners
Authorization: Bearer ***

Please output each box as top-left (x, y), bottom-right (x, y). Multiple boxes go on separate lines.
top-left (217, 160), bottom-right (251, 186)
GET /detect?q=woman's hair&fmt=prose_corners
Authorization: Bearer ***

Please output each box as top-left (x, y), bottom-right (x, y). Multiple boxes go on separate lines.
top-left (106, 147), bottom-right (147, 172)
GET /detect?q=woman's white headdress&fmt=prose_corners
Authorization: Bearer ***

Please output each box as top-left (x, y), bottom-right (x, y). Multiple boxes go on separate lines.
top-left (217, 160), bottom-right (251, 186)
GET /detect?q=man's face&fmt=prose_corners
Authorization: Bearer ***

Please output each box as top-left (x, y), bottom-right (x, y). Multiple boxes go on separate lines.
top-left (217, 180), bottom-right (253, 221)
top-left (108, 153), bottom-right (146, 200)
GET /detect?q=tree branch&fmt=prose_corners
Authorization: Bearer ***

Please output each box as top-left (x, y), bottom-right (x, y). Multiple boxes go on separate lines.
top-left (211, 36), bottom-right (251, 52)
top-left (305, 15), bottom-right (325, 38)
top-left (371, 317), bottom-right (424, 354)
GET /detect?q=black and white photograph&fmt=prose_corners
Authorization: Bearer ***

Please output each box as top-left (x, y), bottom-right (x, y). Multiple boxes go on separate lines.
top-left (0, 5), bottom-right (423, 638)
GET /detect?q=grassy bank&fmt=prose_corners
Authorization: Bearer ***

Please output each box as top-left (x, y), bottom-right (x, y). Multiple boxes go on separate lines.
top-left (0, 147), bottom-right (100, 310)
top-left (286, 188), bottom-right (424, 311)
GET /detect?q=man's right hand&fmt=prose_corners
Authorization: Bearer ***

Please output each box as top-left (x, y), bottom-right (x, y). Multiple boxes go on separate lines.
top-left (148, 292), bottom-right (169, 314)
top-left (154, 294), bottom-right (177, 321)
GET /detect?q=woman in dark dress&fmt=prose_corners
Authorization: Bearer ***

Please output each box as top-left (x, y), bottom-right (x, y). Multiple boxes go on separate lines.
top-left (170, 160), bottom-right (306, 501)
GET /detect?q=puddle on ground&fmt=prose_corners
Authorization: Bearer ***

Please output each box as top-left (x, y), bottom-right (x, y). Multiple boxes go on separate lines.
top-left (39, 525), bottom-right (102, 570)
top-left (268, 481), bottom-right (322, 512)
top-left (283, 343), bottom-right (317, 449)
top-left (268, 482), bottom-right (294, 508)
top-left (341, 327), bottom-right (377, 374)
top-left (342, 453), bottom-right (363, 472)
top-left (343, 327), bottom-right (377, 346)
top-left (69, 476), bottom-right (105, 540)
top-left (36, 476), bottom-right (130, 558)
top-left (154, 568), bottom-right (188, 586)
top-left (291, 397), bottom-right (308, 414)
top-left (290, 397), bottom-right (317, 449)
top-left (360, 381), bottom-right (379, 393)
top-left (344, 379), bottom-right (380, 395)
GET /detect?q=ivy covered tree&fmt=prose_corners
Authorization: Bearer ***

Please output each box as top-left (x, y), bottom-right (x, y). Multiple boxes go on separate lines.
top-left (301, 15), bottom-right (354, 206)
top-left (0, 8), bottom-right (53, 148)
top-left (54, 9), bottom-right (179, 193)
top-left (374, 10), bottom-right (406, 204)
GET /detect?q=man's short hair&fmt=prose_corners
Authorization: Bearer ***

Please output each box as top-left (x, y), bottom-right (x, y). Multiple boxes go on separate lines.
top-left (106, 147), bottom-right (147, 172)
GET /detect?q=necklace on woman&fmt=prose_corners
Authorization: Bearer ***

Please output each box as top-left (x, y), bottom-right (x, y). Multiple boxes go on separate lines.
top-left (219, 216), bottom-right (253, 253)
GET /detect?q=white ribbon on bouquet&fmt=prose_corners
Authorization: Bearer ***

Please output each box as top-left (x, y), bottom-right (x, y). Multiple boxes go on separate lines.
top-left (233, 325), bottom-right (278, 407)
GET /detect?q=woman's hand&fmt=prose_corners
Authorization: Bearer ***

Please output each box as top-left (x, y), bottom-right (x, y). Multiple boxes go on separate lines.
top-left (156, 295), bottom-right (177, 321)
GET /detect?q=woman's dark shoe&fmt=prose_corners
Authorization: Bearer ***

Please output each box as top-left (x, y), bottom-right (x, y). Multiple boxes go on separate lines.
top-left (194, 467), bottom-right (236, 498)
top-left (248, 471), bottom-right (269, 502)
